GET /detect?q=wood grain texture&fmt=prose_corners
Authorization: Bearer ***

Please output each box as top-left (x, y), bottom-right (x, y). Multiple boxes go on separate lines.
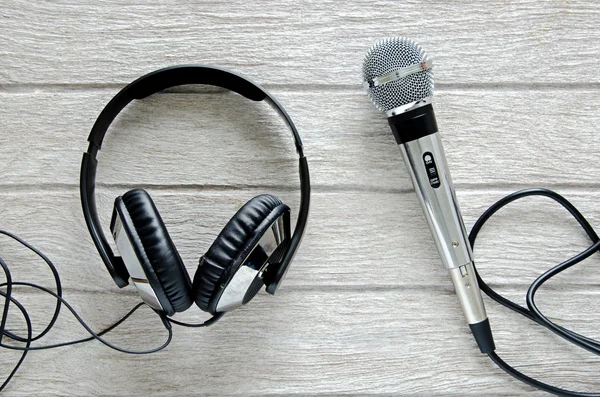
top-left (0, 89), bottom-right (599, 189)
top-left (0, 0), bottom-right (599, 395)
top-left (0, 0), bottom-right (599, 86)
top-left (0, 289), bottom-right (598, 396)
top-left (0, 188), bottom-right (599, 290)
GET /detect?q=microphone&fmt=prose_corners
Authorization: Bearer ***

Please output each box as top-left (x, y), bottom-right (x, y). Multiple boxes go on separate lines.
top-left (362, 37), bottom-right (495, 353)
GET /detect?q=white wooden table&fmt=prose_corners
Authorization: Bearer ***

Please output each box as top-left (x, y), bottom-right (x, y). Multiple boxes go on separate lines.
top-left (1, 1), bottom-right (599, 395)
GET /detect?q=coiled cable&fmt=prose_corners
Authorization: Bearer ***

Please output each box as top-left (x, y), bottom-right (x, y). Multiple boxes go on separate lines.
top-left (469, 188), bottom-right (599, 396)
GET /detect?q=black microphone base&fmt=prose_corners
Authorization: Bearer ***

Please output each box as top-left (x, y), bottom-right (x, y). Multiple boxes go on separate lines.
top-left (469, 318), bottom-right (496, 353)
top-left (388, 104), bottom-right (438, 144)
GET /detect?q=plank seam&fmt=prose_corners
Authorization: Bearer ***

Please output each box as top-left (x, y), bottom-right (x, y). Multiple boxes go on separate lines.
top-left (1, 83), bottom-right (600, 94)
top-left (2, 183), bottom-right (600, 194)
top-left (8, 284), bottom-right (598, 296)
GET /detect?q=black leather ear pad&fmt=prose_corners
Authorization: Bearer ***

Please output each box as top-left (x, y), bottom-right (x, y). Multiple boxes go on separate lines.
top-left (120, 189), bottom-right (193, 315)
top-left (192, 194), bottom-right (289, 313)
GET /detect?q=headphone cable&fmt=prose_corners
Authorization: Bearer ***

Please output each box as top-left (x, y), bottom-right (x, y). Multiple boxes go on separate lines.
top-left (0, 229), bottom-right (222, 392)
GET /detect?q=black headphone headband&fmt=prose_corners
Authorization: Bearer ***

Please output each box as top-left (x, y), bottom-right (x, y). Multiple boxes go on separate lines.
top-left (80, 65), bottom-right (310, 294)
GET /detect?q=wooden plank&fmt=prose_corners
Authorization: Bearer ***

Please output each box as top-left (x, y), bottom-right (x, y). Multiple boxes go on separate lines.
top-left (0, 288), bottom-right (598, 396)
top-left (1, 1), bottom-right (599, 86)
top-left (1, 188), bottom-right (598, 291)
top-left (0, 89), bottom-right (599, 189)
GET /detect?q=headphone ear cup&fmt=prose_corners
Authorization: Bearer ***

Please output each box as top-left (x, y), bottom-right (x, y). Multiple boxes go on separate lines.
top-left (120, 189), bottom-right (193, 315)
top-left (192, 194), bottom-right (290, 313)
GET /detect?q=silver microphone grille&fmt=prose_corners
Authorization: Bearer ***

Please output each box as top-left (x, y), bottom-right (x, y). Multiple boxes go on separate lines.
top-left (362, 37), bottom-right (434, 113)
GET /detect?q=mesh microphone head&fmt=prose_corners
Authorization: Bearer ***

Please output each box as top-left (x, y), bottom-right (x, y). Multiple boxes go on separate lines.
top-left (362, 37), bottom-right (434, 113)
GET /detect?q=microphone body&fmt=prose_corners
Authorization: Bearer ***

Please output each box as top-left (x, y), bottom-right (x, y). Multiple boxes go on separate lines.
top-left (389, 104), bottom-right (494, 353)
top-left (363, 37), bottom-right (495, 352)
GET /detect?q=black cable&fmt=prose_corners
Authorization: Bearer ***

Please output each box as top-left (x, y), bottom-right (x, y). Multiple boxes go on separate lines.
top-left (0, 230), bottom-right (62, 343)
top-left (0, 257), bottom-right (31, 392)
top-left (469, 188), bottom-right (600, 396)
top-left (0, 283), bottom-right (172, 354)
top-left (0, 229), bottom-right (224, 392)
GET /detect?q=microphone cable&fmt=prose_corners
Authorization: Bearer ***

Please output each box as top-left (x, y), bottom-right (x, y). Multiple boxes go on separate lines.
top-left (469, 188), bottom-right (600, 397)
top-left (0, 229), bottom-right (222, 392)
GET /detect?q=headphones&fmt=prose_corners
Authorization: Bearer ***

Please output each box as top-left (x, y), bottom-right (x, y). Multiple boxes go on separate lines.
top-left (80, 65), bottom-right (310, 317)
